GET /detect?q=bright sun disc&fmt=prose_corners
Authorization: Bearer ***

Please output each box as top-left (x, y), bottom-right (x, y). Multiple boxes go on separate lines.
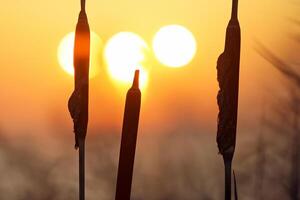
top-left (104, 32), bottom-right (149, 89)
top-left (153, 25), bottom-right (197, 68)
top-left (57, 31), bottom-right (102, 78)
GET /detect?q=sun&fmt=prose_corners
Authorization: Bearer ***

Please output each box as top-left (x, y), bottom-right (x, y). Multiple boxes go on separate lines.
top-left (57, 31), bottom-right (102, 78)
top-left (104, 32), bottom-right (149, 89)
top-left (153, 25), bottom-right (197, 68)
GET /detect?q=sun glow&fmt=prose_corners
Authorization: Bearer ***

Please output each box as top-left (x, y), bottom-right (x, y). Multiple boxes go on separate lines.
top-left (57, 32), bottom-right (102, 78)
top-left (153, 25), bottom-right (197, 68)
top-left (104, 32), bottom-right (149, 89)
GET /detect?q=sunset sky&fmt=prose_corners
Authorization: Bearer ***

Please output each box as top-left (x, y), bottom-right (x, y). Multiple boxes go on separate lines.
top-left (0, 0), bottom-right (298, 138)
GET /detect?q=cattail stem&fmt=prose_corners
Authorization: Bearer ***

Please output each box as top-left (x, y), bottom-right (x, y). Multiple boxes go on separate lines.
top-left (79, 139), bottom-right (85, 200)
top-left (81, 0), bottom-right (86, 11)
top-left (224, 158), bottom-right (232, 200)
top-left (231, 0), bottom-right (239, 20)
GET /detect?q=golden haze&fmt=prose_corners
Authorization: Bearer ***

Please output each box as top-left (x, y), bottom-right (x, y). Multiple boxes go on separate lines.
top-left (0, 0), bottom-right (297, 135)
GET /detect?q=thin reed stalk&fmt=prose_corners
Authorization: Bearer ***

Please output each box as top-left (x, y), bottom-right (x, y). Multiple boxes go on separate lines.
top-left (233, 170), bottom-right (238, 200)
top-left (79, 140), bottom-right (85, 200)
top-left (224, 157), bottom-right (232, 200)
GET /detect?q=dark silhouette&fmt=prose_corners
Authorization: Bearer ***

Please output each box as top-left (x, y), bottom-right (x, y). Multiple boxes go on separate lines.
top-left (216, 0), bottom-right (241, 199)
top-left (115, 70), bottom-right (141, 200)
top-left (67, 0), bottom-right (90, 199)
top-left (233, 171), bottom-right (238, 200)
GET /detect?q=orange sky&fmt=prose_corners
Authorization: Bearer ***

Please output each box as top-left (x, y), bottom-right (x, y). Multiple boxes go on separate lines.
top-left (0, 0), bottom-right (298, 136)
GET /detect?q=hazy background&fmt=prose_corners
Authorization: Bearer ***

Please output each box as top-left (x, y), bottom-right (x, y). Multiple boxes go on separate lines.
top-left (0, 0), bottom-right (299, 199)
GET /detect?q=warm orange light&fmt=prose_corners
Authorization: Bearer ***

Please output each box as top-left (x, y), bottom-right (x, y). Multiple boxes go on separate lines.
top-left (153, 25), bottom-right (197, 68)
top-left (57, 31), bottom-right (102, 78)
top-left (104, 32), bottom-right (149, 90)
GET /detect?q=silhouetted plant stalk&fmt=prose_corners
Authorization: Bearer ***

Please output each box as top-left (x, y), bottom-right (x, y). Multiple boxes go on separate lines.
top-left (115, 70), bottom-right (141, 200)
top-left (233, 171), bottom-right (238, 200)
top-left (68, 0), bottom-right (90, 200)
top-left (216, 0), bottom-right (241, 199)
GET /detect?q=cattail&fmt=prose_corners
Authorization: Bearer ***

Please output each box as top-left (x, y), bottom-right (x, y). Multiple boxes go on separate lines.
top-left (216, 0), bottom-right (241, 199)
top-left (115, 70), bottom-right (141, 200)
top-left (68, 0), bottom-right (90, 199)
